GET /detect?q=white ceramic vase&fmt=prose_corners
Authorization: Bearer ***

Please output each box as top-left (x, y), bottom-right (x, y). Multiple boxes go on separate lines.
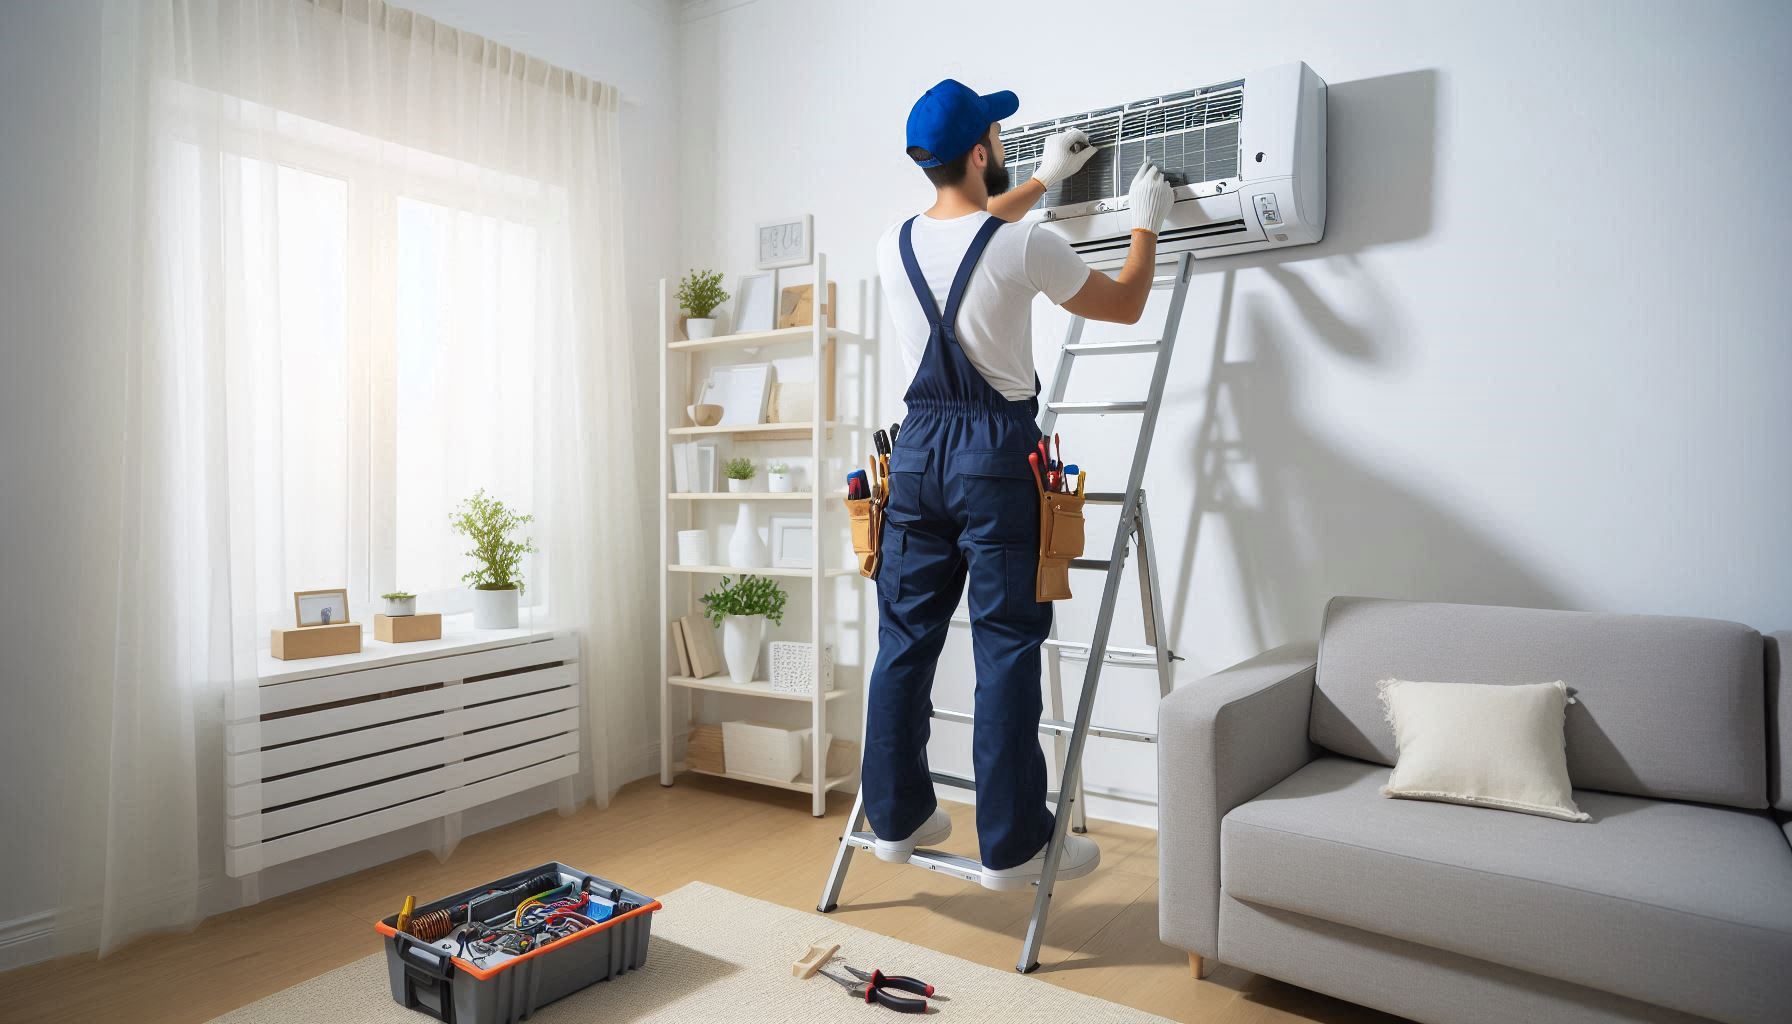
top-left (722, 615), bottom-right (766, 685)
top-left (728, 503), bottom-right (767, 567)
top-left (382, 596), bottom-right (416, 617)
top-left (767, 470), bottom-right (793, 493)
top-left (685, 317), bottom-right (717, 340)
top-left (472, 587), bottom-right (519, 629)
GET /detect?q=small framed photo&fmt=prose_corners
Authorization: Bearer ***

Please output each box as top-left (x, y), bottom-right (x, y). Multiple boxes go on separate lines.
top-left (756, 214), bottom-right (813, 270)
top-left (769, 515), bottom-right (814, 569)
top-left (294, 588), bottom-right (351, 627)
top-left (733, 272), bottom-right (776, 333)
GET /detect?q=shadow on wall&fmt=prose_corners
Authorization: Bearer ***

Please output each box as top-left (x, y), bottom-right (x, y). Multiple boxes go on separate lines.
top-left (1161, 68), bottom-right (1570, 653)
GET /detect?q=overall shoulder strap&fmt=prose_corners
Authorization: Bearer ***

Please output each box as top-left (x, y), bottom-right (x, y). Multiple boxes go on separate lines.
top-left (941, 215), bottom-right (1005, 328)
top-left (897, 217), bottom-right (942, 327)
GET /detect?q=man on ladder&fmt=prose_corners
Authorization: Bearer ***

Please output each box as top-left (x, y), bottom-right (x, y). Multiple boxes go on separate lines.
top-left (856, 78), bottom-right (1173, 890)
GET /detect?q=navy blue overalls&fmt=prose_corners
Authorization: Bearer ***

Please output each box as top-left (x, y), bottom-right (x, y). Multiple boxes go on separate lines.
top-left (862, 214), bottom-right (1056, 871)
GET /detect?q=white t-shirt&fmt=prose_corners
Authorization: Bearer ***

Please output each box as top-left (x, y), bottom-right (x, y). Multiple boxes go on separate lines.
top-left (875, 212), bottom-right (1091, 401)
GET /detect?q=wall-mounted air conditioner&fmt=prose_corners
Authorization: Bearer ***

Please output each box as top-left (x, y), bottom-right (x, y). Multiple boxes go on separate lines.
top-left (1001, 62), bottom-right (1326, 266)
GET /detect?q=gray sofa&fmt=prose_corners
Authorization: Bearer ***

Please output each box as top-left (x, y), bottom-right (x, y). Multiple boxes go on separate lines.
top-left (1158, 597), bottom-right (1792, 1024)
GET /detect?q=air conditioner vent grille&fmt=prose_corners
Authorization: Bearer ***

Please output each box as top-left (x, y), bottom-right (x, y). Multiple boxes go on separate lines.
top-left (1002, 81), bottom-right (1244, 210)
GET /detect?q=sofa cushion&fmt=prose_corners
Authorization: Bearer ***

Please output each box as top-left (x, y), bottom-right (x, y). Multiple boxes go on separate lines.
top-left (1314, 597), bottom-right (1767, 809)
top-left (1223, 757), bottom-right (1792, 1024)
top-left (1770, 631), bottom-right (1790, 811)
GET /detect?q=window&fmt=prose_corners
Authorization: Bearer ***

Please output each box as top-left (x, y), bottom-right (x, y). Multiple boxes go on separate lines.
top-left (163, 95), bottom-right (555, 632)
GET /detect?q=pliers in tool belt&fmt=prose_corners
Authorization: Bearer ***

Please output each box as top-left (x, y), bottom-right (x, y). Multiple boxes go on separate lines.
top-left (817, 960), bottom-right (934, 1013)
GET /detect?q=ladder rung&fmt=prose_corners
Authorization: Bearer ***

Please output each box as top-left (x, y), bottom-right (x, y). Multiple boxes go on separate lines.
top-left (943, 620), bottom-right (1177, 667)
top-left (930, 769), bottom-right (975, 791)
top-left (932, 707), bottom-right (1156, 744)
top-left (1045, 401), bottom-right (1148, 414)
top-left (1047, 637), bottom-right (1181, 666)
top-left (930, 768), bottom-right (1063, 803)
top-left (1065, 339), bottom-right (1160, 356)
top-left (1151, 274), bottom-right (1181, 289)
top-left (1070, 558), bottom-right (1115, 571)
top-left (843, 833), bottom-right (986, 884)
top-left (1078, 491), bottom-right (1128, 505)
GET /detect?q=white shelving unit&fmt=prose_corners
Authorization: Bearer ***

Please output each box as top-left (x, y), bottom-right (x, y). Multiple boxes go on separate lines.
top-left (657, 254), bottom-right (871, 816)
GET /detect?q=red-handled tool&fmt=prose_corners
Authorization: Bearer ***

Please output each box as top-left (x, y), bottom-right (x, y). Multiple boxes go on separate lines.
top-left (1028, 451), bottom-right (1046, 493)
top-left (817, 966), bottom-right (927, 1013)
top-left (840, 963), bottom-right (935, 998)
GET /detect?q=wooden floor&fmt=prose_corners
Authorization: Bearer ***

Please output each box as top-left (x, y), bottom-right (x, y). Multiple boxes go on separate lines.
top-left (0, 775), bottom-right (1402, 1023)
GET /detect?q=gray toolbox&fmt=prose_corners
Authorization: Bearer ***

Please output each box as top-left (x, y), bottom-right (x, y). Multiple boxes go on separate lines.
top-left (377, 861), bottom-right (660, 1023)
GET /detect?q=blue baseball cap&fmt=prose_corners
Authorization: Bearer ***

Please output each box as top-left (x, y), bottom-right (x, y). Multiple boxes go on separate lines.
top-left (906, 79), bottom-right (1019, 167)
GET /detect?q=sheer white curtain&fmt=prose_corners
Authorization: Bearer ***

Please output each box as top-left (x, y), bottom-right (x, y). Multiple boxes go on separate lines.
top-left (58, 0), bottom-right (653, 955)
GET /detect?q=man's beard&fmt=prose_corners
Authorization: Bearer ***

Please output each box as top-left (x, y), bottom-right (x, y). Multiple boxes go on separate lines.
top-left (983, 160), bottom-right (1011, 197)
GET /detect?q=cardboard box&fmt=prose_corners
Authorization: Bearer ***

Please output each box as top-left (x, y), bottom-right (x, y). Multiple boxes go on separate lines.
top-left (271, 621), bottom-right (362, 660)
top-left (375, 612), bottom-right (442, 643)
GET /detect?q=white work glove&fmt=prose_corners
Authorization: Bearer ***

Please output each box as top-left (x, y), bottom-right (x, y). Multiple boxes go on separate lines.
top-left (1128, 161), bottom-right (1174, 235)
top-left (1030, 128), bottom-right (1097, 189)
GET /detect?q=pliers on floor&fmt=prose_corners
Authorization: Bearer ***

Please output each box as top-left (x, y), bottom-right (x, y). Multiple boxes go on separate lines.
top-left (817, 960), bottom-right (933, 1013)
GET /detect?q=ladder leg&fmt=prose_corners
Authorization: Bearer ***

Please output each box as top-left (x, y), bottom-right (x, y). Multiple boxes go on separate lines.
top-left (1018, 535), bottom-right (1130, 972)
top-left (818, 790), bottom-right (867, 912)
top-left (1043, 618), bottom-right (1086, 834)
top-left (1019, 253), bottom-right (1193, 973)
top-left (1135, 494), bottom-right (1176, 698)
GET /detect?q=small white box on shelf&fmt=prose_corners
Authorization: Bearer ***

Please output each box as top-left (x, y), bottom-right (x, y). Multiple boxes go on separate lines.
top-left (723, 720), bottom-right (815, 782)
top-left (768, 641), bottom-right (834, 695)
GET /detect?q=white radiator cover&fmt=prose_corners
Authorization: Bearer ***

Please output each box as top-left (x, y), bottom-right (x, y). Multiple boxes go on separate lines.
top-left (225, 632), bottom-right (581, 877)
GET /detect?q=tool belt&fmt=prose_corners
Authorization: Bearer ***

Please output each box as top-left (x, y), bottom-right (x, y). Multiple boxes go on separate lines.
top-left (1036, 488), bottom-right (1086, 602)
top-left (846, 495), bottom-right (882, 579)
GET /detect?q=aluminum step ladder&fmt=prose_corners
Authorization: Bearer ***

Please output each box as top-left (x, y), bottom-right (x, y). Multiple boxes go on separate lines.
top-left (818, 251), bottom-right (1196, 974)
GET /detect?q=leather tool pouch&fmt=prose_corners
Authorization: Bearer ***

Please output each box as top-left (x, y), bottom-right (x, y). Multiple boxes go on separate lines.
top-left (846, 496), bottom-right (882, 579)
top-left (1036, 490), bottom-right (1087, 602)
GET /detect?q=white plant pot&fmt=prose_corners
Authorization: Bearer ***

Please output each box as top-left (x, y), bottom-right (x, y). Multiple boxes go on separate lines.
top-left (685, 317), bottom-right (717, 340)
top-left (767, 471), bottom-right (793, 493)
top-left (722, 615), bottom-right (767, 685)
top-left (728, 503), bottom-right (767, 568)
top-left (726, 478), bottom-right (752, 493)
top-left (472, 587), bottom-right (519, 629)
top-left (382, 596), bottom-right (416, 617)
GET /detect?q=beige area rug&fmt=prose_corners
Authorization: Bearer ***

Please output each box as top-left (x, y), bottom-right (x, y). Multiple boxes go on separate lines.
top-left (206, 881), bottom-right (1172, 1023)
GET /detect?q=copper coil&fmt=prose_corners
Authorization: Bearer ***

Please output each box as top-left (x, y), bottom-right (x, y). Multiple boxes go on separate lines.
top-left (410, 908), bottom-right (453, 942)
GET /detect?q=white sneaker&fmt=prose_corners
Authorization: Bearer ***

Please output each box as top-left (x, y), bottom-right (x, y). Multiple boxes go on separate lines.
top-left (872, 808), bottom-right (953, 863)
top-left (980, 835), bottom-right (1100, 892)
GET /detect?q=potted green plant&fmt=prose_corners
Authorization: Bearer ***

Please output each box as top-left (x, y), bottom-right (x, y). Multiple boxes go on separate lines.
top-left (767, 461), bottom-right (793, 493)
top-left (677, 268), bottom-right (729, 340)
top-left (381, 591), bottom-right (417, 617)
top-left (701, 575), bottom-right (787, 685)
top-left (724, 456), bottom-right (756, 494)
top-left (450, 488), bottom-right (537, 629)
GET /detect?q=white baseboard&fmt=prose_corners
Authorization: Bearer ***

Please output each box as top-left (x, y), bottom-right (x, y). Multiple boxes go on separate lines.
top-left (0, 910), bottom-right (54, 973)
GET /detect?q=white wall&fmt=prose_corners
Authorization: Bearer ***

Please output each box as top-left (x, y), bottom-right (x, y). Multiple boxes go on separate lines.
top-left (679, 0), bottom-right (1792, 824)
top-left (0, 0), bottom-right (684, 963)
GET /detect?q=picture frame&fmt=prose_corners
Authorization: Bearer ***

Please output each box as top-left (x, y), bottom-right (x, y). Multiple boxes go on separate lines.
top-left (755, 214), bottom-right (813, 270)
top-left (699, 362), bottom-right (774, 426)
top-left (294, 588), bottom-right (351, 627)
top-left (672, 441), bottom-right (718, 493)
top-left (769, 514), bottom-right (814, 569)
top-left (733, 272), bottom-right (776, 333)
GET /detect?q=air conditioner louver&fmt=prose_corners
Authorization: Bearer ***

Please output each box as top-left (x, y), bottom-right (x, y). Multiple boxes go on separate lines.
top-left (1003, 82), bottom-right (1245, 208)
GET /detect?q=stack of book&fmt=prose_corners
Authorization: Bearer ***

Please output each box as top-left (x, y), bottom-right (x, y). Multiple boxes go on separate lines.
top-left (669, 614), bottom-right (722, 678)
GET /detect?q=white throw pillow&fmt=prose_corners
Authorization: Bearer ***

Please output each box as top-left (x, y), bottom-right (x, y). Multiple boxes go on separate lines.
top-left (1377, 678), bottom-right (1588, 822)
